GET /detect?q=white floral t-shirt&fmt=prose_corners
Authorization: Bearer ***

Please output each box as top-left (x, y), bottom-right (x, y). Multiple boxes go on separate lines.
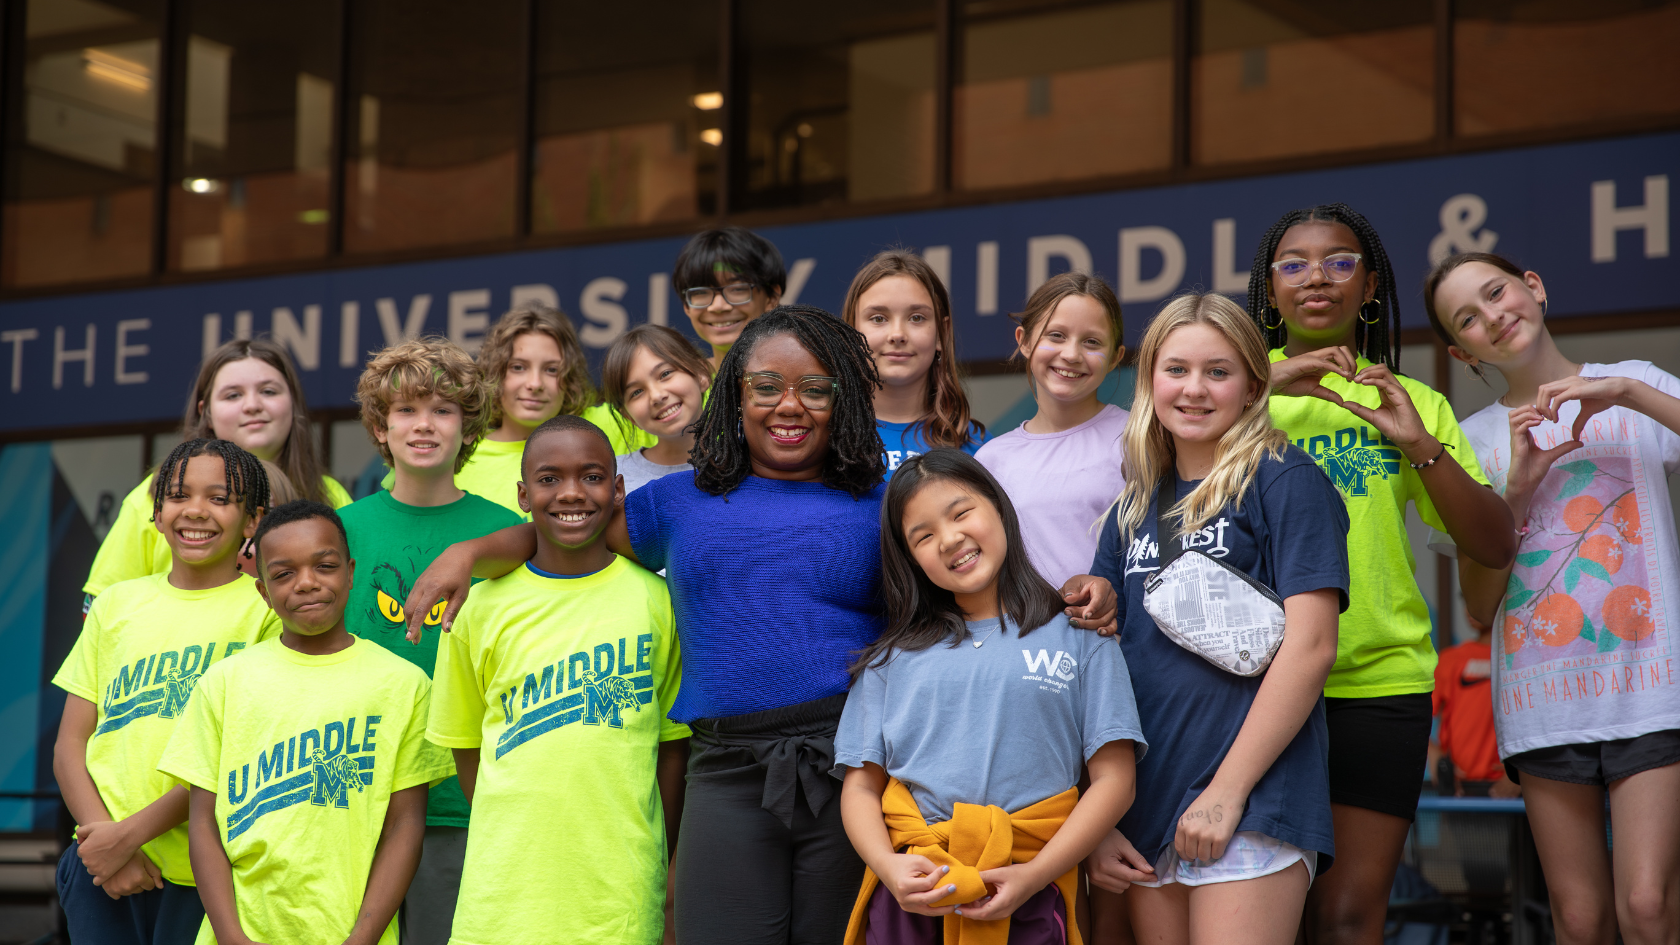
top-left (1450, 361), bottom-right (1680, 757)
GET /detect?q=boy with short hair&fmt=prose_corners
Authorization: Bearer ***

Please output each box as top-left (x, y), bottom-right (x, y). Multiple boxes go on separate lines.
top-left (52, 439), bottom-right (278, 945)
top-left (672, 226), bottom-right (786, 368)
top-left (342, 337), bottom-right (525, 943)
top-left (427, 414), bottom-right (688, 944)
top-left (160, 500), bottom-right (454, 945)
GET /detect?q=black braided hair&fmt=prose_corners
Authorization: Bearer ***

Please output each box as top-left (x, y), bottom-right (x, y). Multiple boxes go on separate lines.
top-left (689, 305), bottom-right (886, 498)
top-left (1245, 203), bottom-right (1403, 371)
top-left (151, 438), bottom-right (271, 522)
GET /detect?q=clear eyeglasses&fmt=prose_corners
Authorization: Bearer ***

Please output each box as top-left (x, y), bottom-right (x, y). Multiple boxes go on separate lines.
top-left (683, 282), bottom-right (758, 308)
top-left (1269, 253), bottom-right (1363, 287)
top-left (741, 372), bottom-right (838, 410)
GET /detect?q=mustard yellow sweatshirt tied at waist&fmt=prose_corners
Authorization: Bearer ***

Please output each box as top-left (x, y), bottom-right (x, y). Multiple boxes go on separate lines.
top-left (844, 779), bottom-right (1081, 945)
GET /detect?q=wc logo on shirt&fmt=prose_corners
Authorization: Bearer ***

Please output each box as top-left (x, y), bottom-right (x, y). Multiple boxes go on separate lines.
top-left (224, 716), bottom-right (379, 840)
top-left (1294, 427), bottom-right (1402, 497)
top-left (97, 642), bottom-right (246, 735)
top-left (1022, 649), bottom-right (1078, 686)
top-left (492, 634), bottom-right (660, 760)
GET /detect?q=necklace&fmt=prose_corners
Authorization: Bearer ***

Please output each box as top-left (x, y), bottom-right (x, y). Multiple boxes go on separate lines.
top-left (971, 624), bottom-right (1001, 648)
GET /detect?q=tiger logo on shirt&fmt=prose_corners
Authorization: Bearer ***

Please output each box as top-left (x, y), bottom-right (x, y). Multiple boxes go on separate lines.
top-left (1291, 426), bottom-right (1403, 498)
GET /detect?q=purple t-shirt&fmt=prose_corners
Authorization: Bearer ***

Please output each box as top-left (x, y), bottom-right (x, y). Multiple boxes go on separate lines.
top-left (975, 403), bottom-right (1129, 588)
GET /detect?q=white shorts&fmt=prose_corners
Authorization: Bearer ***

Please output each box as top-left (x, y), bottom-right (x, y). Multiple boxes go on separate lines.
top-left (1131, 831), bottom-right (1318, 888)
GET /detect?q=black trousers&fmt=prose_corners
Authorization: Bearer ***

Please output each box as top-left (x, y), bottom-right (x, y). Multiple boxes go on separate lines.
top-left (674, 694), bottom-right (865, 945)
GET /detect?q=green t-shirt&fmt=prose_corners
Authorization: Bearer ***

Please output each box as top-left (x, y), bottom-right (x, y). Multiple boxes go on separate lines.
top-left (1266, 349), bottom-right (1491, 698)
top-left (158, 637), bottom-right (453, 945)
top-left (428, 557), bottom-right (687, 945)
top-left (380, 403), bottom-right (654, 514)
top-left (338, 489), bottom-right (524, 826)
top-left (84, 473), bottom-right (352, 598)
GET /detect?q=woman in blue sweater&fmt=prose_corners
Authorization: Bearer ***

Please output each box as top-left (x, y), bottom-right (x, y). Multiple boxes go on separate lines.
top-left (401, 306), bottom-right (1117, 945)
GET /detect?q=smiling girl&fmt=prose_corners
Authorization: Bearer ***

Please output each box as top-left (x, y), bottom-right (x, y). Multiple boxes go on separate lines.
top-left (976, 271), bottom-right (1127, 590)
top-left (1084, 292), bottom-right (1348, 945)
top-left (835, 449), bottom-right (1143, 945)
top-left (399, 306), bottom-right (1121, 945)
top-left (1247, 204), bottom-right (1515, 945)
top-left (1425, 252), bottom-right (1680, 945)
top-left (600, 325), bottom-right (714, 494)
top-left (842, 251), bottom-right (988, 476)
top-left (83, 339), bottom-right (350, 605)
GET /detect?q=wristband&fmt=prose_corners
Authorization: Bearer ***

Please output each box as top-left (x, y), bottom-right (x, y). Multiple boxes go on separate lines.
top-left (1409, 442), bottom-right (1451, 469)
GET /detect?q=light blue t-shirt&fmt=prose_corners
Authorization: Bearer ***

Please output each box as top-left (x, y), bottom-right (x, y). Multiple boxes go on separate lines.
top-left (832, 613), bottom-right (1145, 822)
top-left (879, 419), bottom-right (989, 479)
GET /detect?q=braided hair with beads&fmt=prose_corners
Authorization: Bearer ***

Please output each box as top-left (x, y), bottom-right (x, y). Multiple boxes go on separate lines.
top-left (689, 305), bottom-right (886, 498)
top-left (1244, 203), bottom-right (1403, 371)
top-left (150, 438), bottom-right (272, 523)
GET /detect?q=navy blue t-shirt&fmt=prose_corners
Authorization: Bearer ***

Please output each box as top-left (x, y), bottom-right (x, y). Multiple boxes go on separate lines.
top-left (879, 419), bottom-right (988, 479)
top-left (625, 472), bottom-right (886, 722)
top-left (1089, 447), bottom-right (1349, 868)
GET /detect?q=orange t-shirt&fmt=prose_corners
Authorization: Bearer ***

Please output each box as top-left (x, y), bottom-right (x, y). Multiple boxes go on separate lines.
top-left (1433, 639), bottom-right (1503, 781)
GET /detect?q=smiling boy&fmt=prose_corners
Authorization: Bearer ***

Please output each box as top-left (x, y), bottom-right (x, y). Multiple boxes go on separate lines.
top-left (160, 501), bottom-right (453, 945)
top-left (427, 414), bottom-right (688, 945)
top-left (339, 338), bottom-right (524, 943)
top-left (672, 227), bottom-right (786, 369)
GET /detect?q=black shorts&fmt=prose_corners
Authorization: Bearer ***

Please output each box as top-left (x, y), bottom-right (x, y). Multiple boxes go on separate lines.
top-left (1505, 729), bottom-right (1680, 786)
top-left (1325, 692), bottom-right (1432, 821)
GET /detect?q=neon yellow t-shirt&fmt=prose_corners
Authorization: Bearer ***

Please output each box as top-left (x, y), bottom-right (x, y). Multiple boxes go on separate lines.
top-left (428, 557), bottom-right (688, 945)
top-left (52, 573), bottom-right (281, 886)
top-left (159, 637), bottom-right (453, 945)
top-left (385, 403), bottom-right (654, 514)
top-left (1266, 349), bottom-right (1491, 698)
top-left (83, 473), bottom-right (352, 598)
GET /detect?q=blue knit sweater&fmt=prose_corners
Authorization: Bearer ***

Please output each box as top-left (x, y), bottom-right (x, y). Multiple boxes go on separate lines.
top-left (625, 472), bottom-right (886, 722)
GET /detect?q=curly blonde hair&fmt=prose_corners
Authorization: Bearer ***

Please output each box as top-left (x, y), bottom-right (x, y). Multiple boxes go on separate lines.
top-left (356, 337), bottom-right (491, 474)
top-left (477, 307), bottom-right (595, 429)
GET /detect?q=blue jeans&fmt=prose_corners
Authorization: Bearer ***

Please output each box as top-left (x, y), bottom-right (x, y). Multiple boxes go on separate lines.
top-left (57, 842), bottom-right (205, 945)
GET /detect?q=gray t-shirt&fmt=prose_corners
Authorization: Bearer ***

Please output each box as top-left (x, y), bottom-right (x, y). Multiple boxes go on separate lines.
top-left (832, 613), bottom-right (1146, 822)
top-left (616, 450), bottom-right (692, 496)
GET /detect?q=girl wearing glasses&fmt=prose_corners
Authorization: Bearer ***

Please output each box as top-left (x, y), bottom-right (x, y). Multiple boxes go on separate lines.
top-left (1247, 204), bottom-right (1515, 945)
top-left (398, 306), bottom-right (1119, 945)
top-left (841, 251), bottom-right (989, 478)
top-left (672, 226), bottom-right (786, 369)
top-left (1425, 252), bottom-right (1680, 945)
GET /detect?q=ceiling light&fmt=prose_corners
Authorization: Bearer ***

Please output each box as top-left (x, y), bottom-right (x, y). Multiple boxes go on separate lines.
top-left (691, 92), bottom-right (723, 110)
top-left (700, 128), bottom-right (722, 146)
top-left (183, 178), bottom-right (220, 194)
top-left (84, 49), bottom-right (151, 91)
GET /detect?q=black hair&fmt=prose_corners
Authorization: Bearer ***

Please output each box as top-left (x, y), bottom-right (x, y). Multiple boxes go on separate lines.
top-left (672, 226), bottom-right (787, 294)
top-left (151, 438), bottom-right (270, 523)
top-left (251, 500), bottom-right (348, 567)
top-left (853, 449), bottom-right (1064, 677)
top-left (1245, 203), bottom-right (1403, 371)
top-left (689, 305), bottom-right (886, 498)
top-left (524, 413), bottom-right (617, 476)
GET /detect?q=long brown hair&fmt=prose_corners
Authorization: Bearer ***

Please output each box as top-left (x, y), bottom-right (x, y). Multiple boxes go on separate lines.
top-left (477, 307), bottom-right (595, 428)
top-left (182, 339), bottom-right (330, 504)
top-left (842, 250), bottom-right (983, 450)
top-left (600, 324), bottom-right (714, 444)
top-left (1422, 251), bottom-right (1529, 382)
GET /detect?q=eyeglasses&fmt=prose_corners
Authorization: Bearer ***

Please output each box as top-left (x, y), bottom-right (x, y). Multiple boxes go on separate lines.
top-left (683, 282), bottom-right (758, 308)
top-left (1269, 253), bottom-right (1363, 287)
top-left (741, 372), bottom-right (838, 410)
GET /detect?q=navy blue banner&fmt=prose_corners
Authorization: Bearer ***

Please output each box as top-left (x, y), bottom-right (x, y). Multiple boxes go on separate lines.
top-left (0, 131), bottom-right (1673, 433)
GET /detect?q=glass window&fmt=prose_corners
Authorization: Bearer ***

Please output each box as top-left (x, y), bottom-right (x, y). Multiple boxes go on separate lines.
top-left (343, 0), bottom-right (522, 254)
top-left (167, 0), bottom-right (338, 272)
top-left (1193, 0), bottom-right (1434, 165)
top-left (3, 0), bottom-right (163, 287)
top-left (1456, 0), bottom-right (1680, 136)
top-left (956, 0), bottom-right (1173, 191)
top-left (531, 1), bottom-right (718, 232)
top-left (739, 1), bottom-right (938, 210)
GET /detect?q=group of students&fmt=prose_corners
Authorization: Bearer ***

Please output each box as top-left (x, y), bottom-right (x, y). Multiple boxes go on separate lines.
top-left (49, 209), bottom-right (1680, 945)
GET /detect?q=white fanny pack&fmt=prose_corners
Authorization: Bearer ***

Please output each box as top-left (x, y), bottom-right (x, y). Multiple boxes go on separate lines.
top-left (1141, 479), bottom-right (1286, 677)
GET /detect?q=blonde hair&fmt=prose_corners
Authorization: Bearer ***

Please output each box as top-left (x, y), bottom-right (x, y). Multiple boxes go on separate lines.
top-left (1114, 292), bottom-right (1288, 535)
top-left (356, 337), bottom-right (492, 474)
top-left (259, 459), bottom-right (301, 505)
top-left (477, 307), bottom-right (595, 427)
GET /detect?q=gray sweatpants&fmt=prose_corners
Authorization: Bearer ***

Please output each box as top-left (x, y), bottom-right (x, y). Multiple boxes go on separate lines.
top-left (400, 825), bottom-right (468, 945)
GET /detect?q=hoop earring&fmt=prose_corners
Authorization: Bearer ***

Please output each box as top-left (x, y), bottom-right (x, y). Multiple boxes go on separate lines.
top-left (1263, 305), bottom-right (1284, 331)
top-left (1541, 297), bottom-right (1548, 317)
top-left (1359, 299), bottom-right (1382, 325)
